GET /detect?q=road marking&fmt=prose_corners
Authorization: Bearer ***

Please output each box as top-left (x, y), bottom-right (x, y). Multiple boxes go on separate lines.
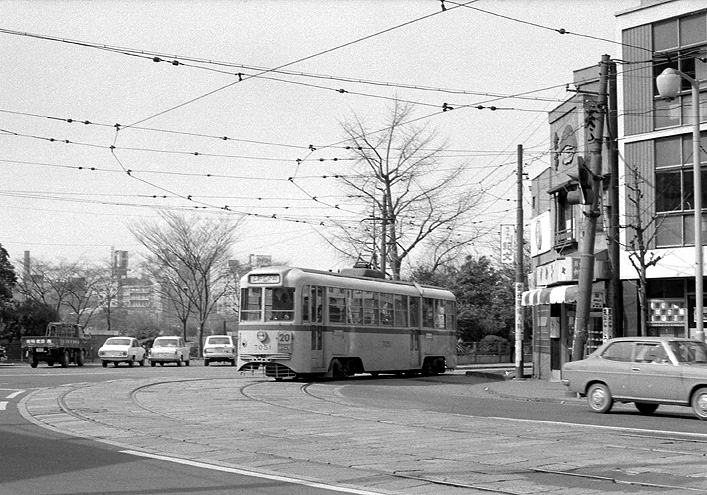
top-left (481, 414), bottom-right (707, 440)
top-left (6, 390), bottom-right (25, 399)
top-left (0, 401), bottom-right (7, 411)
top-left (122, 450), bottom-right (388, 495)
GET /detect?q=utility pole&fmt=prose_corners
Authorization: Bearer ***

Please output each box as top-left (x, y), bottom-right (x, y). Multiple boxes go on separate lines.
top-left (571, 55), bottom-right (610, 361)
top-left (514, 144), bottom-right (525, 379)
top-left (606, 59), bottom-right (622, 339)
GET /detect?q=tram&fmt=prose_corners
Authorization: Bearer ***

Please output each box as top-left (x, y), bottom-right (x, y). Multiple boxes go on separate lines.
top-left (237, 265), bottom-right (457, 380)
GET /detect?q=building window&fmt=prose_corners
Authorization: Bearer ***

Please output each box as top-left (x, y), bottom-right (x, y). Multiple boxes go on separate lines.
top-left (553, 190), bottom-right (576, 249)
top-left (653, 12), bottom-right (707, 130)
top-left (655, 133), bottom-right (707, 247)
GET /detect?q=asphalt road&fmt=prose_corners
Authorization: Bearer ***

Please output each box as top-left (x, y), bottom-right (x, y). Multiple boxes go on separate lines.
top-left (0, 363), bottom-right (371, 495)
top-left (3, 362), bottom-right (707, 494)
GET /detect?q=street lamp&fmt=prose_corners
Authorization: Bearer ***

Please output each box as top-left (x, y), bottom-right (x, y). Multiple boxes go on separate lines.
top-left (656, 67), bottom-right (704, 341)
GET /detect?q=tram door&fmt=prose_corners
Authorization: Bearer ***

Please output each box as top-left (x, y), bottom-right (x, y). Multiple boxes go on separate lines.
top-left (305, 286), bottom-right (325, 371)
top-left (410, 297), bottom-right (422, 368)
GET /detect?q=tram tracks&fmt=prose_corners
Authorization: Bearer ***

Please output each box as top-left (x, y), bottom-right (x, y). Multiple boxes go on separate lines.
top-left (41, 378), bottom-right (707, 494)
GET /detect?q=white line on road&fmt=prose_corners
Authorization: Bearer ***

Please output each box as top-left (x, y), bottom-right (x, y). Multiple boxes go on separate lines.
top-left (122, 450), bottom-right (388, 495)
top-left (0, 401), bottom-right (7, 411)
top-left (5, 390), bottom-right (25, 399)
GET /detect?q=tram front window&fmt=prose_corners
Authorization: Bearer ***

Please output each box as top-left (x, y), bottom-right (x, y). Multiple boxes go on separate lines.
top-left (266, 288), bottom-right (295, 321)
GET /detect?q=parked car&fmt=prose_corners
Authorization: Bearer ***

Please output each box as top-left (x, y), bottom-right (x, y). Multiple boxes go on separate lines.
top-left (0, 345), bottom-right (6, 362)
top-left (203, 335), bottom-right (236, 366)
top-left (562, 336), bottom-right (707, 420)
top-left (98, 337), bottom-right (146, 367)
top-left (148, 336), bottom-right (190, 366)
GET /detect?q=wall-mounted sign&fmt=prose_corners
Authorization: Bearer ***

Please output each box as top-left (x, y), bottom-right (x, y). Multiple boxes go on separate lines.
top-left (536, 257), bottom-right (580, 286)
top-left (529, 211), bottom-right (551, 256)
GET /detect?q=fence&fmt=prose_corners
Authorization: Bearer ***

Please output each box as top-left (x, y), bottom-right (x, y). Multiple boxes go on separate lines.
top-left (456, 341), bottom-right (532, 365)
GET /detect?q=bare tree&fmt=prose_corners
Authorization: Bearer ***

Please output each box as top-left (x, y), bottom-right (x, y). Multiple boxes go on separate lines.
top-left (129, 210), bottom-right (243, 354)
top-left (330, 101), bottom-right (483, 280)
top-left (62, 262), bottom-right (106, 328)
top-left (621, 165), bottom-right (664, 336)
top-left (17, 259), bottom-right (76, 315)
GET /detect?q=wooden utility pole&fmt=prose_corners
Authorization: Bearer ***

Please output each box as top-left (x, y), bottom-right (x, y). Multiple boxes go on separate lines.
top-left (571, 55), bottom-right (610, 361)
top-left (514, 144), bottom-right (525, 379)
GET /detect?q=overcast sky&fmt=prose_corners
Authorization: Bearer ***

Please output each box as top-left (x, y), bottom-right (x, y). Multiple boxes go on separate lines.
top-left (1, 0), bottom-right (636, 273)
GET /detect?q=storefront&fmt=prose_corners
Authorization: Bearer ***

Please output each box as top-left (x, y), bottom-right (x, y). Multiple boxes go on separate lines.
top-left (522, 272), bottom-right (607, 382)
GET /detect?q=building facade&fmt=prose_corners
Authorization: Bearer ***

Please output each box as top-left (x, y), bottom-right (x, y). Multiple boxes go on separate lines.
top-left (617, 0), bottom-right (707, 338)
top-left (524, 67), bottom-right (614, 381)
top-left (525, 0), bottom-right (707, 381)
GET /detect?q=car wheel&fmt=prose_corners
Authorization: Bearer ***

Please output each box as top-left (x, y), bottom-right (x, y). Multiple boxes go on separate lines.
top-left (586, 383), bottom-right (613, 414)
top-left (185, 358), bottom-right (190, 367)
top-left (177, 357), bottom-right (182, 367)
top-left (102, 361), bottom-right (108, 368)
top-left (231, 359), bottom-right (236, 366)
top-left (691, 387), bottom-right (707, 420)
top-left (151, 361), bottom-right (156, 367)
top-left (128, 356), bottom-right (135, 367)
top-left (204, 359), bottom-right (209, 366)
top-left (139, 356), bottom-right (146, 366)
top-left (30, 355), bottom-right (38, 368)
top-left (635, 402), bottom-right (659, 415)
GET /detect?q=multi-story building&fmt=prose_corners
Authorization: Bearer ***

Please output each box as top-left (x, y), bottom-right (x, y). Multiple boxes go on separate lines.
top-left (524, 66), bottom-right (614, 381)
top-left (617, 0), bottom-right (707, 337)
top-left (524, 0), bottom-right (707, 380)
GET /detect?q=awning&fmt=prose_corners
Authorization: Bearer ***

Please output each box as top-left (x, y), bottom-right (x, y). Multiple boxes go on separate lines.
top-left (522, 285), bottom-right (579, 306)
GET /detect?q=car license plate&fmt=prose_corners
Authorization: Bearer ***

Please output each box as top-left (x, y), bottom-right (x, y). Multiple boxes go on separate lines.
top-left (35, 347), bottom-right (45, 352)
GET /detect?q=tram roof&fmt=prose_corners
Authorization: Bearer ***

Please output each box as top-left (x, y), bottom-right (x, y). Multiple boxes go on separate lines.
top-left (242, 265), bottom-right (455, 299)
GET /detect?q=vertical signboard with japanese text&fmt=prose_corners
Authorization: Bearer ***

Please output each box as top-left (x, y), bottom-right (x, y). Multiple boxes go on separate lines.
top-left (501, 225), bottom-right (515, 265)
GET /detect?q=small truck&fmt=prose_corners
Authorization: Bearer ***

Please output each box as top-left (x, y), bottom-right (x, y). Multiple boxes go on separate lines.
top-left (21, 322), bottom-right (89, 368)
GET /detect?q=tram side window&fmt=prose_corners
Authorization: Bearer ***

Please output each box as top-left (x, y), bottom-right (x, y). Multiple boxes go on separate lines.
top-left (394, 294), bottom-right (408, 327)
top-left (314, 286), bottom-right (323, 323)
top-left (240, 287), bottom-right (262, 321)
top-left (303, 285), bottom-right (324, 323)
top-left (348, 289), bottom-right (363, 324)
top-left (445, 301), bottom-right (456, 329)
top-left (410, 297), bottom-right (420, 328)
top-left (363, 291), bottom-right (379, 325)
top-left (266, 288), bottom-right (295, 321)
top-left (302, 285), bottom-right (310, 322)
top-left (328, 287), bottom-right (346, 324)
top-left (422, 298), bottom-right (435, 329)
top-left (435, 300), bottom-right (446, 329)
top-left (380, 292), bottom-right (393, 326)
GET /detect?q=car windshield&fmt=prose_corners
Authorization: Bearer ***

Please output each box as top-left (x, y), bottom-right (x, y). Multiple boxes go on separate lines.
top-left (105, 338), bottom-right (131, 346)
top-left (668, 341), bottom-right (707, 364)
top-left (207, 337), bottom-right (231, 345)
top-left (155, 339), bottom-right (178, 347)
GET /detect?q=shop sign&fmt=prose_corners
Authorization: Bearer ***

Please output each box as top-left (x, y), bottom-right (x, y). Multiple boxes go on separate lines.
top-left (536, 257), bottom-right (580, 286)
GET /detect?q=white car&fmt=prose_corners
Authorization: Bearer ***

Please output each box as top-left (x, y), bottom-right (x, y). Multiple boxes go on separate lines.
top-left (203, 335), bottom-right (236, 366)
top-left (149, 336), bottom-right (190, 366)
top-left (98, 337), bottom-right (146, 367)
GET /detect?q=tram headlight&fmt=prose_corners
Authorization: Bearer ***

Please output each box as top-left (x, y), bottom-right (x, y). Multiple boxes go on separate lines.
top-left (257, 330), bottom-right (268, 343)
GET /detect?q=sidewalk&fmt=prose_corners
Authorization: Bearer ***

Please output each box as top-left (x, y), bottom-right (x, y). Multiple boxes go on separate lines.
top-left (461, 365), bottom-right (582, 403)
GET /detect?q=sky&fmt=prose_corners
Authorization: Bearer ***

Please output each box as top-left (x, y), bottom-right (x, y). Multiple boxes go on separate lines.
top-left (0, 0), bottom-right (637, 274)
